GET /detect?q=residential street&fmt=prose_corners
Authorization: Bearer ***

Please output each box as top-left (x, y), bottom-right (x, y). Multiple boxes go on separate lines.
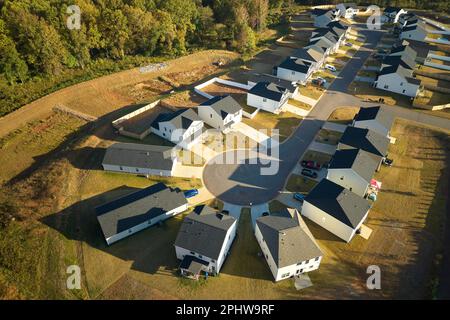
top-left (203, 23), bottom-right (450, 205)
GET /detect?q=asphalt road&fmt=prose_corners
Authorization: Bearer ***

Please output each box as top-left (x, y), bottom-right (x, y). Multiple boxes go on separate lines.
top-left (203, 24), bottom-right (450, 206)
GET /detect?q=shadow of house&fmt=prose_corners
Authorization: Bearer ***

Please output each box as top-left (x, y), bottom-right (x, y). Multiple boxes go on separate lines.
top-left (40, 185), bottom-right (184, 276)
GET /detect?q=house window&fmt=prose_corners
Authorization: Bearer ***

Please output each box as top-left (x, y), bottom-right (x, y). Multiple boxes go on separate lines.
top-left (282, 273), bottom-right (290, 278)
top-left (119, 166), bottom-right (123, 171)
top-left (190, 251), bottom-right (195, 255)
top-left (199, 255), bottom-right (203, 259)
top-left (296, 261), bottom-right (303, 266)
top-left (265, 254), bottom-right (268, 259)
top-left (291, 71), bottom-right (295, 75)
top-left (165, 127), bottom-right (167, 131)
top-left (340, 176), bottom-right (344, 180)
top-left (263, 98), bottom-right (267, 102)
top-left (400, 82), bottom-right (403, 86)
top-left (315, 257), bottom-right (320, 261)
top-left (210, 114), bottom-right (213, 118)
top-left (136, 168), bottom-right (139, 172)
top-left (402, 89), bottom-right (406, 93)
top-left (296, 269), bottom-right (300, 274)
top-left (384, 85), bottom-right (389, 89)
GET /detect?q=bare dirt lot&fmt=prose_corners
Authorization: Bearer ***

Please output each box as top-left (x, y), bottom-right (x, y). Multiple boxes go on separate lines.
top-left (0, 50), bottom-right (240, 138)
top-left (201, 82), bottom-right (248, 107)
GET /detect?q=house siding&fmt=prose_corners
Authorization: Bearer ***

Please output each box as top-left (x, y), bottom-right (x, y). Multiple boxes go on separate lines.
top-left (102, 163), bottom-right (175, 177)
top-left (247, 92), bottom-right (286, 113)
top-left (375, 73), bottom-right (419, 97)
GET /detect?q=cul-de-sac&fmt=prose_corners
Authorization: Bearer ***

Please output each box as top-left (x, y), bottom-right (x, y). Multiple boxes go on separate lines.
top-left (0, 1), bottom-right (449, 300)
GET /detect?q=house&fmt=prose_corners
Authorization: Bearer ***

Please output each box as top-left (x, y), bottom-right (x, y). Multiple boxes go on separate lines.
top-left (96, 183), bottom-right (188, 245)
top-left (151, 108), bottom-right (204, 149)
top-left (291, 46), bottom-right (326, 71)
top-left (310, 28), bottom-right (341, 53)
top-left (247, 73), bottom-right (299, 96)
top-left (255, 208), bottom-right (323, 282)
top-left (197, 95), bottom-right (242, 132)
top-left (337, 3), bottom-right (359, 19)
top-left (312, 9), bottom-right (338, 28)
top-left (326, 148), bottom-right (382, 197)
top-left (381, 54), bottom-right (416, 71)
top-left (305, 37), bottom-right (333, 57)
top-left (338, 126), bottom-right (390, 158)
top-left (400, 21), bottom-right (428, 42)
top-left (327, 20), bottom-right (351, 37)
top-left (302, 179), bottom-right (371, 242)
top-left (352, 106), bottom-right (393, 137)
top-left (374, 63), bottom-right (421, 97)
top-left (247, 81), bottom-right (291, 113)
top-left (276, 57), bottom-right (314, 84)
top-left (389, 41), bottom-right (419, 63)
top-left (102, 143), bottom-right (177, 177)
top-left (383, 7), bottom-right (407, 23)
top-left (174, 206), bottom-right (237, 278)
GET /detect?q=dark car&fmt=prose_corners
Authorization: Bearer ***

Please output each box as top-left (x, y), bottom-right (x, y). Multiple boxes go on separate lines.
top-left (301, 160), bottom-right (321, 170)
top-left (262, 212), bottom-right (270, 216)
top-left (301, 168), bottom-right (318, 179)
top-left (222, 210), bottom-right (230, 215)
top-left (293, 193), bottom-right (306, 203)
top-left (383, 158), bottom-right (394, 166)
top-left (183, 189), bottom-right (199, 198)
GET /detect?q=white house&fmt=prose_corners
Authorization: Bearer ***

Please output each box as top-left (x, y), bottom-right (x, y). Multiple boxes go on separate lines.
top-left (96, 183), bottom-right (188, 245)
top-left (305, 37), bottom-right (333, 57)
top-left (255, 208), bottom-right (323, 282)
top-left (310, 28), bottom-right (340, 53)
top-left (327, 148), bottom-right (382, 197)
top-left (102, 143), bottom-right (177, 177)
top-left (197, 95), bottom-right (242, 132)
top-left (374, 63), bottom-right (421, 97)
top-left (291, 46), bottom-right (326, 71)
top-left (248, 73), bottom-right (299, 96)
top-left (352, 106), bottom-right (393, 138)
top-left (247, 81), bottom-right (291, 113)
top-left (327, 20), bottom-right (351, 38)
top-left (383, 7), bottom-right (407, 23)
top-left (276, 57), bottom-right (314, 84)
top-left (336, 3), bottom-right (359, 19)
top-left (302, 179), bottom-right (371, 242)
top-left (151, 108), bottom-right (204, 149)
top-left (338, 126), bottom-right (390, 158)
top-left (174, 206), bottom-right (237, 278)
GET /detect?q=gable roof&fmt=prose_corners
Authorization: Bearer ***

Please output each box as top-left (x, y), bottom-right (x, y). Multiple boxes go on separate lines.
top-left (256, 210), bottom-right (323, 268)
top-left (200, 95), bottom-right (242, 120)
top-left (248, 73), bottom-right (297, 93)
top-left (384, 6), bottom-right (401, 14)
top-left (306, 38), bottom-right (332, 51)
top-left (305, 179), bottom-right (371, 229)
top-left (382, 55), bottom-right (416, 70)
top-left (278, 57), bottom-right (313, 74)
top-left (291, 47), bottom-right (324, 63)
top-left (327, 20), bottom-right (349, 30)
top-left (328, 148), bottom-right (382, 183)
top-left (151, 108), bottom-right (200, 130)
top-left (102, 143), bottom-right (175, 171)
top-left (96, 183), bottom-right (187, 240)
top-left (248, 81), bottom-right (290, 102)
top-left (353, 106), bottom-right (393, 131)
top-left (339, 126), bottom-right (390, 157)
top-left (174, 206), bottom-right (236, 260)
top-left (311, 8), bottom-right (329, 17)
top-left (390, 43), bottom-right (418, 61)
top-left (378, 64), bottom-right (421, 85)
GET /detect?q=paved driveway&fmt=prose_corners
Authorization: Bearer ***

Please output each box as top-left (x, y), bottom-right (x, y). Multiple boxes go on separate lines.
top-left (233, 122), bottom-right (271, 144)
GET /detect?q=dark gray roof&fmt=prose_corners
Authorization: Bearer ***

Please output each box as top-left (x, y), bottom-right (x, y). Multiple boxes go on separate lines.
top-left (306, 38), bottom-right (332, 51)
top-left (384, 6), bottom-right (401, 14)
top-left (354, 106), bottom-right (394, 131)
top-left (256, 209), bottom-right (323, 268)
top-left (96, 183), bottom-right (187, 240)
top-left (327, 20), bottom-right (349, 30)
top-left (248, 81), bottom-right (289, 102)
top-left (341, 3), bottom-right (357, 9)
top-left (248, 73), bottom-right (297, 93)
top-left (278, 57), bottom-right (312, 74)
top-left (305, 179), bottom-right (371, 229)
top-left (102, 143), bottom-right (175, 171)
top-left (291, 47), bottom-right (324, 63)
top-left (311, 8), bottom-right (329, 17)
top-left (383, 55), bottom-right (415, 70)
top-left (378, 64), bottom-right (420, 85)
top-left (328, 148), bottom-right (382, 182)
top-left (390, 44), bottom-right (418, 62)
top-left (179, 255), bottom-right (209, 274)
top-left (339, 126), bottom-right (390, 157)
top-left (312, 29), bottom-right (339, 43)
top-left (151, 108), bottom-right (200, 130)
top-left (174, 206), bottom-right (236, 260)
top-left (200, 95), bottom-right (242, 120)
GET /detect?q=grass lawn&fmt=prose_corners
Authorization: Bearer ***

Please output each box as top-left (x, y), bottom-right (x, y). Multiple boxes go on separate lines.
top-left (357, 70), bottom-right (377, 78)
top-left (299, 84), bottom-right (324, 100)
top-left (286, 174), bottom-right (318, 193)
top-left (327, 106), bottom-right (360, 124)
top-left (288, 98), bottom-right (312, 110)
top-left (242, 110), bottom-right (302, 142)
top-left (269, 200), bottom-right (288, 213)
top-left (315, 129), bottom-right (343, 145)
top-left (348, 81), bottom-right (413, 108)
top-left (301, 150), bottom-right (333, 166)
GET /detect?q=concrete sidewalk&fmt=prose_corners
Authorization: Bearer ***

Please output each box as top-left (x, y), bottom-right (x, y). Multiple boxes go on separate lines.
top-left (293, 92), bottom-right (318, 107)
top-left (308, 141), bottom-right (337, 155)
top-left (223, 202), bottom-right (243, 220)
top-left (250, 203), bottom-right (269, 229)
top-left (282, 103), bottom-right (310, 117)
top-left (172, 163), bottom-right (204, 178)
top-left (234, 122), bottom-right (271, 144)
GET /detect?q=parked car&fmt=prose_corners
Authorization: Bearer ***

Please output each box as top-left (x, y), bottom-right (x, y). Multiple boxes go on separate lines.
top-left (222, 210), bottom-right (230, 215)
top-left (183, 189), bottom-right (199, 198)
top-left (325, 64), bottom-right (337, 72)
top-left (262, 212), bottom-right (270, 216)
top-left (382, 158), bottom-right (394, 166)
top-left (293, 193), bottom-right (306, 203)
top-left (301, 168), bottom-right (318, 179)
top-left (301, 160), bottom-right (321, 170)
top-left (312, 78), bottom-right (326, 87)
top-left (345, 42), bottom-right (352, 47)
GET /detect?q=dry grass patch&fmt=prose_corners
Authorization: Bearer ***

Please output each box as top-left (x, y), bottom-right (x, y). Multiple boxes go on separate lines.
top-left (349, 81), bottom-right (412, 107)
top-left (315, 129), bottom-right (343, 145)
top-left (327, 106), bottom-right (360, 124)
top-left (286, 174), bottom-right (318, 193)
top-left (299, 84), bottom-right (324, 100)
top-left (301, 150), bottom-right (333, 166)
top-left (288, 98), bottom-right (312, 111)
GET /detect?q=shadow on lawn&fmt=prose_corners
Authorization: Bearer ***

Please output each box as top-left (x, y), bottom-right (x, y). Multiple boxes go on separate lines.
top-left (40, 185), bottom-right (182, 276)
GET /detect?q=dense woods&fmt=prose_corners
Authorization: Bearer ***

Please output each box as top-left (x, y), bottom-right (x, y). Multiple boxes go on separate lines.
top-left (0, 0), bottom-right (448, 116)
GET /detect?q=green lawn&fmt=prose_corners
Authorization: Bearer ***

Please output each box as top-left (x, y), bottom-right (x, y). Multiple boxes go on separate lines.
top-left (286, 174), bottom-right (318, 193)
top-left (315, 129), bottom-right (343, 145)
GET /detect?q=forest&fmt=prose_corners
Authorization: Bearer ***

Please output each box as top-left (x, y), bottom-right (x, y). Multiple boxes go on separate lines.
top-left (0, 0), bottom-right (448, 116)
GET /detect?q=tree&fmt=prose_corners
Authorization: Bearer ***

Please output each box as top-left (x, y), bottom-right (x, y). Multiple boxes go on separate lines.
top-left (249, 0), bottom-right (269, 32)
top-left (98, 8), bottom-right (129, 59)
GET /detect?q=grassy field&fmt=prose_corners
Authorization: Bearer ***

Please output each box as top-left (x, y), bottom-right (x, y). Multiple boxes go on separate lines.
top-left (327, 106), bottom-right (360, 124)
top-left (301, 150), bottom-right (333, 166)
top-left (299, 84), bottom-right (324, 100)
top-left (286, 174), bottom-right (318, 193)
top-left (288, 98), bottom-right (312, 111)
top-left (242, 110), bottom-right (302, 142)
top-left (315, 129), bottom-right (343, 145)
top-left (348, 81), bottom-right (413, 108)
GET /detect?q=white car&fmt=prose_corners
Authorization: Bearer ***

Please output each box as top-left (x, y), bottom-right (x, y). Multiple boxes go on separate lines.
top-left (325, 64), bottom-right (336, 72)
